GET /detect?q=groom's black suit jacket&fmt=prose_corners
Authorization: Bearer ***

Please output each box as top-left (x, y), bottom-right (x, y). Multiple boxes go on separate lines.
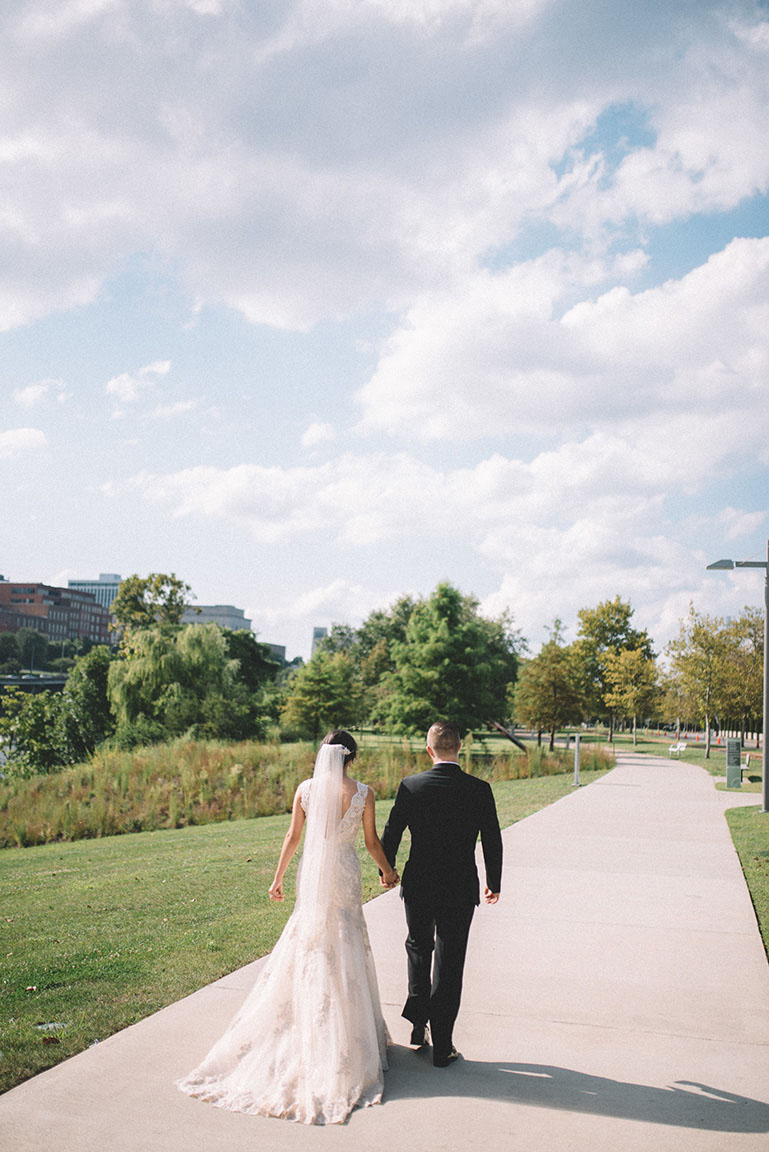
top-left (381, 762), bottom-right (503, 907)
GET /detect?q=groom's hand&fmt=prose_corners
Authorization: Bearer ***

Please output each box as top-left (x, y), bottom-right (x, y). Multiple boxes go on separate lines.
top-left (484, 887), bottom-right (500, 904)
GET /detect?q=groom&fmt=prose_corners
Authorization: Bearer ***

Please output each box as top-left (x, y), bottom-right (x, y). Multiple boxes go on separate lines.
top-left (381, 720), bottom-right (503, 1067)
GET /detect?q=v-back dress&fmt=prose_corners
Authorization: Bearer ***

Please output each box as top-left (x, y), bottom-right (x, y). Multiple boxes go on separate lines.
top-left (176, 778), bottom-right (389, 1125)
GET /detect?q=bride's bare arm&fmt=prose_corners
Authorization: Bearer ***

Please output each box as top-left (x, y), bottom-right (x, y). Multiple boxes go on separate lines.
top-left (362, 787), bottom-right (399, 887)
top-left (269, 786), bottom-right (307, 901)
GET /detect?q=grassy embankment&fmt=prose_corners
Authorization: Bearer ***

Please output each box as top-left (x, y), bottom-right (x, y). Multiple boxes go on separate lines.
top-left (0, 736), bottom-right (612, 1093)
top-left (725, 806), bottom-right (769, 961)
top-left (0, 732), bottom-right (611, 849)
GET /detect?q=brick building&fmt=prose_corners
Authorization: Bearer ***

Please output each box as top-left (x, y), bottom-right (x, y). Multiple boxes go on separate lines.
top-left (0, 581), bottom-right (112, 645)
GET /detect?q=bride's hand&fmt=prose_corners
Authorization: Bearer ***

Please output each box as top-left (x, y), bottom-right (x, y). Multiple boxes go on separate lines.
top-left (269, 879), bottom-right (284, 901)
top-left (381, 868), bottom-right (399, 889)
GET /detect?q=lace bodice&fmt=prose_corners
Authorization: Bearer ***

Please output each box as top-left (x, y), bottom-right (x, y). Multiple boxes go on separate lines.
top-left (296, 778), bottom-right (368, 910)
top-left (298, 777), bottom-right (368, 846)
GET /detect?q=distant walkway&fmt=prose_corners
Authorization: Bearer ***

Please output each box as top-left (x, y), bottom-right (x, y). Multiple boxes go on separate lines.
top-left (1, 753), bottom-right (768, 1152)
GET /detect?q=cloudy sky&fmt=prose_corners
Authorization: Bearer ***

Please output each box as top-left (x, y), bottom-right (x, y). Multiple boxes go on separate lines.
top-left (2, 0), bottom-right (769, 660)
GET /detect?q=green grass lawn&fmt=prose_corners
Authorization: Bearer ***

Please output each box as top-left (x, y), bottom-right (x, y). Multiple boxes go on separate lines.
top-left (724, 805), bottom-right (769, 961)
top-left (0, 769), bottom-right (609, 1094)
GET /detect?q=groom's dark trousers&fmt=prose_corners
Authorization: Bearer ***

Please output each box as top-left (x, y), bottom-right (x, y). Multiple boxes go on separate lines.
top-left (381, 761), bottom-right (503, 1056)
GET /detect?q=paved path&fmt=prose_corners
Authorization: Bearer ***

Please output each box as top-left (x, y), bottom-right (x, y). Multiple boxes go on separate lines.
top-left (1, 753), bottom-right (768, 1151)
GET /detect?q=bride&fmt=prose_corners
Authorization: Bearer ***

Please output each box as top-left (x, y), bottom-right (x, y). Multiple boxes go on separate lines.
top-left (176, 730), bottom-right (399, 1125)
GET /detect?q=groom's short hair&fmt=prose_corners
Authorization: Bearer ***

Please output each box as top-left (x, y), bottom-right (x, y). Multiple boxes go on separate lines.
top-left (427, 721), bottom-right (461, 755)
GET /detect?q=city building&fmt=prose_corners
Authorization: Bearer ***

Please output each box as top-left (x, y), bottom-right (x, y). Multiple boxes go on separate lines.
top-left (68, 573), bottom-right (122, 612)
top-left (0, 582), bottom-right (112, 644)
top-left (311, 626), bottom-right (328, 655)
top-left (181, 604), bottom-right (253, 631)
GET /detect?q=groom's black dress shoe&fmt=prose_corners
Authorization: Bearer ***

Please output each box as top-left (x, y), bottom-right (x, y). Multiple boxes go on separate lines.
top-left (433, 1046), bottom-right (459, 1068)
top-left (410, 1024), bottom-right (429, 1047)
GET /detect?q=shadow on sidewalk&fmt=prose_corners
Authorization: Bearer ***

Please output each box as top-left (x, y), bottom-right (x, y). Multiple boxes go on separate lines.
top-left (384, 1047), bottom-right (769, 1133)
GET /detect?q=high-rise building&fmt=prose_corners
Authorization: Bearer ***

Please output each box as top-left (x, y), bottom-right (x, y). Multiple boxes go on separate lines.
top-left (68, 573), bottom-right (122, 612)
top-left (311, 626), bottom-right (328, 654)
top-left (181, 605), bottom-right (253, 630)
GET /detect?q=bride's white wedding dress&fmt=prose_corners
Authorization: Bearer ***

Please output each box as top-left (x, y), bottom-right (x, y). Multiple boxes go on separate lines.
top-left (176, 777), bottom-right (389, 1125)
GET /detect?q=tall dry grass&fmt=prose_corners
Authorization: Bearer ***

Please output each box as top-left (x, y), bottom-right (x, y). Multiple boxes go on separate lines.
top-left (0, 736), bottom-right (614, 848)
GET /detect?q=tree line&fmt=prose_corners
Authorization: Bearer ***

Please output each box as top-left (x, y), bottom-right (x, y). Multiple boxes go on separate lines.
top-left (512, 598), bottom-right (763, 755)
top-left (0, 573), bottom-right (763, 776)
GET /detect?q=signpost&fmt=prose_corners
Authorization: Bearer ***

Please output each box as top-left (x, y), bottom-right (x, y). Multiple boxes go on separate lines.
top-left (726, 738), bottom-right (742, 790)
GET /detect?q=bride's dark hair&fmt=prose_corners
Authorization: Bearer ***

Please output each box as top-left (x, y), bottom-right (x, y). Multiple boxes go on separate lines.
top-left (322, 729), bottom-right (357, 767)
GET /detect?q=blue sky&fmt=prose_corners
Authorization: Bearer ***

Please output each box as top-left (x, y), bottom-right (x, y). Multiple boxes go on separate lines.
top-left (2, 0), bottom-right (769, 660)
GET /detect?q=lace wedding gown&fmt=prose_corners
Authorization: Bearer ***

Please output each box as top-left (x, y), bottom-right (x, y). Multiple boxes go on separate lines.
top-left (176, 778), bottom-right (389, 1125)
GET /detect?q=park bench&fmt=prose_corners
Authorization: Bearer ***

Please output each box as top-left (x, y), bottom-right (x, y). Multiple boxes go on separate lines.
top-left (668, 742), bottom-right (688, 757)
top-left (741, 753), bottom-right (758, 782)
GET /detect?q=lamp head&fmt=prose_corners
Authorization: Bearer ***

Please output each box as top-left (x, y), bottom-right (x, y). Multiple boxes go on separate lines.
top-left (706, 559), bottom-right (735, 570)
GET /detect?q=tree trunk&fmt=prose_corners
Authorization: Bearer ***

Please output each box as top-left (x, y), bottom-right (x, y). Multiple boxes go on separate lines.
top-left (704, 712), bottom-right (711, 759)
top-left (632, 713), bottom-right (637, 746)
top-left (549, 726), bottom-right (555, 751)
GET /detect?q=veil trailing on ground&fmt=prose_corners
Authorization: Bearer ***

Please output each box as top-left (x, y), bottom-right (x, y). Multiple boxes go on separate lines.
top-left (295, 742), bottom-right (346, 936)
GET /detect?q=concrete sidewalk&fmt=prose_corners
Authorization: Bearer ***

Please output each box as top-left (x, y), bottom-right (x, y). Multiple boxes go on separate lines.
top-left (1, 753), bottom-right (768, 1151)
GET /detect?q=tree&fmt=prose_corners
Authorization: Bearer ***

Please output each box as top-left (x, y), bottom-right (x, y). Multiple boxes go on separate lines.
top-left (0, 688), bottom-right (64, 776)
top-left (59, 645), bottom-right (116, 760)
top-left (281, 651), bottom-right (363, 740)
top-left (355, 596), bottom-right (418, 716)
top-left (316, 623), bottom-right (359, 656)
top-left (108, 622), bottom-right (264, 745)
top-left (0, 646), bottom-right (117, 775)
top-left (221, 628), bottom-right (280, 693)
top-left (0, 633), bottom-right (21, 674)
top-left (573, 596), bottom-right (654, 737)
top-left (110, 572), bottom-right (195, 632)
top-left (376, 583), bottom-right (521, 735)
top-left (16, 627), bottom-right (49, 671)
top-left (666, 606), bottom-right (729, 758)
top-left (603, 648), bottom-right (658, 745)
top-left (510, 621), bottom-right (584, 749)
top-left (719, 607), bottom-right (764, 747)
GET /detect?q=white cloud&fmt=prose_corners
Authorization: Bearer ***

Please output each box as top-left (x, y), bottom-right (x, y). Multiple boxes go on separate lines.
top-left (3, 0), bottom-right (769, 665)
top-left (0, 426), bottom-right (47, 458)
top-left (301, 421), bottom-right (336, 449)
top-left (105, 360), bottom-right (173, 415)
top-left (0, 2), bottom-right (765, 332)
top-left (13, 378), bottom-right (68, 407)
top-left (152, 399), bottom-right (198, 419)
top-left (357, 237), bottom-right (769, 446)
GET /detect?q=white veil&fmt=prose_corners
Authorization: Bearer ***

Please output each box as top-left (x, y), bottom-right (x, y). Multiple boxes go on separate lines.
top-left (295, 742), bottom-right (346, 936)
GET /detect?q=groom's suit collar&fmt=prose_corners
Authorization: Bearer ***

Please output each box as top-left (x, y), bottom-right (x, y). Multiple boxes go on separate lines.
top-left (431, 760), bottom-right (461, 769)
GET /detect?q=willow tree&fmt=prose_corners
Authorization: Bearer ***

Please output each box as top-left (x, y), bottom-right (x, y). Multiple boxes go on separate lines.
top-left (108, 622), bottom-right (258, 745)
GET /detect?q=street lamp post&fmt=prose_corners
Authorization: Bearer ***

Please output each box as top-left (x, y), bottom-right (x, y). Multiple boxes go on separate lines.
top-left (706, 539), bottom-right (769, 814)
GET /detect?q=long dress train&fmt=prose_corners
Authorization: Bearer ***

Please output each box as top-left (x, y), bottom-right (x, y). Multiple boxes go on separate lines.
top-left (176, 779), bottom-right (389, 1125)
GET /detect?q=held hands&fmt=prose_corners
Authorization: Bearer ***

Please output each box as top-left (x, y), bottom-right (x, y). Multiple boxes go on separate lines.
top-left (484, 887), bottom-right (500, 905)
top-left (379, 868), bottom-right (399, 889)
